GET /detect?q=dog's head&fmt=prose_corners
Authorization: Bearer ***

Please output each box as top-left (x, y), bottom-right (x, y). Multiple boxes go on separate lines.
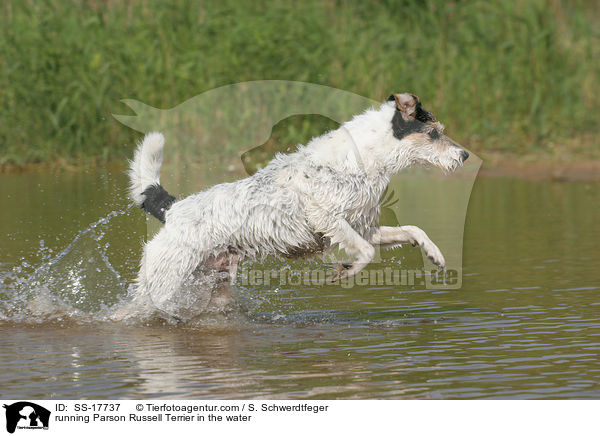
top-left (387, 93), bottom-right (468, 172)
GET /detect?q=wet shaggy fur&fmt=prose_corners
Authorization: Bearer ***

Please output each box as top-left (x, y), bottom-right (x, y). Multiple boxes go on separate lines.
top-left (127, 94), bottom-right (469, 317)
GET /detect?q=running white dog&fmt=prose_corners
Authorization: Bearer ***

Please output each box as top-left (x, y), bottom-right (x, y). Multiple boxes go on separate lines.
top-left (127, 93), bottom-right (469, 316)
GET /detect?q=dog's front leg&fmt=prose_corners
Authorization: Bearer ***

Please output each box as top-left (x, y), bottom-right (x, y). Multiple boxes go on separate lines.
top-left (370, 225), bottom-right (446, 268)
top-left (327, 220), bottom-right (375, 281)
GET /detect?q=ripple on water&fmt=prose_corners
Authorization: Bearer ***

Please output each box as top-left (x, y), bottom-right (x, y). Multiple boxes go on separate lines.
top-left (2, 177), bottom-right (600, 399)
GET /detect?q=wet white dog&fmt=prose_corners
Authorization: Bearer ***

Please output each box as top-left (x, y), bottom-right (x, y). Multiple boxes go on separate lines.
top-left (127, 93), bottom-right (469, 318)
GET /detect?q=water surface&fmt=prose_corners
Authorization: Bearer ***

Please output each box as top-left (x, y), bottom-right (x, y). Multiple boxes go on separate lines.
top-left (0, 171), bottom-right (599, 399)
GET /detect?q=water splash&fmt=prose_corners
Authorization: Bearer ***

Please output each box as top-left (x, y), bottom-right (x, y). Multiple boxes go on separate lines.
top-left (0, 209), bottom-right (134, 324)
top-left (0, 207), bottom-right (251, 326)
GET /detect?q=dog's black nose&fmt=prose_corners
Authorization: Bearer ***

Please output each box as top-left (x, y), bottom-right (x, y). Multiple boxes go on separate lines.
top-left (460, 150), bottom-right (469, 162)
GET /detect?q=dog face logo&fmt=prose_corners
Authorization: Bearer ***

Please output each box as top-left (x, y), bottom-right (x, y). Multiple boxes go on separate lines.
top-left (114, 81), bottom-right (481, 294)
top-left (3, 402), bottom-right (50, 434)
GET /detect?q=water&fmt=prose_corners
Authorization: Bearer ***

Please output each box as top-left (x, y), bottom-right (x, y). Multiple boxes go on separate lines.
top-left (0, 171), bottom-right (599, 399)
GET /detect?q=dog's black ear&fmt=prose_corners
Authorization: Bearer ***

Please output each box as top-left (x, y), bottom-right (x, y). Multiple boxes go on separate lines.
top-left (389, 93), bottom-right (419, 121)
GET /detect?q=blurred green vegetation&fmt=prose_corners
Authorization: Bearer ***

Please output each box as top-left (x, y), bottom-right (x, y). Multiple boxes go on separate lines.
top-left (1, 0), bottom-right (598, 167)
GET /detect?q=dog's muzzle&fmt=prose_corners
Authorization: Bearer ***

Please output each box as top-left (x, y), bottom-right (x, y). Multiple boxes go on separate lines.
top-left (460, 150), bottom-right (469, 163)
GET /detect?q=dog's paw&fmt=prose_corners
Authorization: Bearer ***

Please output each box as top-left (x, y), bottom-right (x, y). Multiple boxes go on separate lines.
top-left (328, 263), bottom-right (351, 283)
top-left (328, 261), bottom-right (372, 283)
top-left (401, 226), bottom-right (445, 268)
top-left (423, 241), bottom-right (445, 268)
top-left (328, 272), bottom-right (342, 283)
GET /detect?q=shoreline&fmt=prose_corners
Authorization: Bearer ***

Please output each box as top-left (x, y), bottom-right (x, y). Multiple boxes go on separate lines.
top-left (478, 158), bottom-right (600, 182)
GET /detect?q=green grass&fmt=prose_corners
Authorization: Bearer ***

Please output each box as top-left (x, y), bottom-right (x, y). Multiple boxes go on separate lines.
top-left (1, 0), bottom-right (598, 166)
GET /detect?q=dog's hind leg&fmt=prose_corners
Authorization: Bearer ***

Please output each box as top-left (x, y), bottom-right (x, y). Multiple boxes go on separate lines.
top-left (196, 252), bottom-right (241, 311)
top-left (135, 228), bottom-right (206, 318)
top-left (370, 225), bottom-right (445, 268)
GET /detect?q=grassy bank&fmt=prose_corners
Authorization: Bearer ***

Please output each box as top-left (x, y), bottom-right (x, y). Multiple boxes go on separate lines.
top-left (1, 0), bottom-right (599, 167)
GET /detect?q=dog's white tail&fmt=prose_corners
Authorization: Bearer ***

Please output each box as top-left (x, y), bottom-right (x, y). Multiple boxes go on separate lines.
top-left (128, 132), bottom-right (165, 206)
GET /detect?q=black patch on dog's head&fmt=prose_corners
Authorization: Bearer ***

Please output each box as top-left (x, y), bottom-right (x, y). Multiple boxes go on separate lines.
top-left (388, 93), bottom-right (437, 141)
top-left (391, 111), bottom-right (423, 140)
